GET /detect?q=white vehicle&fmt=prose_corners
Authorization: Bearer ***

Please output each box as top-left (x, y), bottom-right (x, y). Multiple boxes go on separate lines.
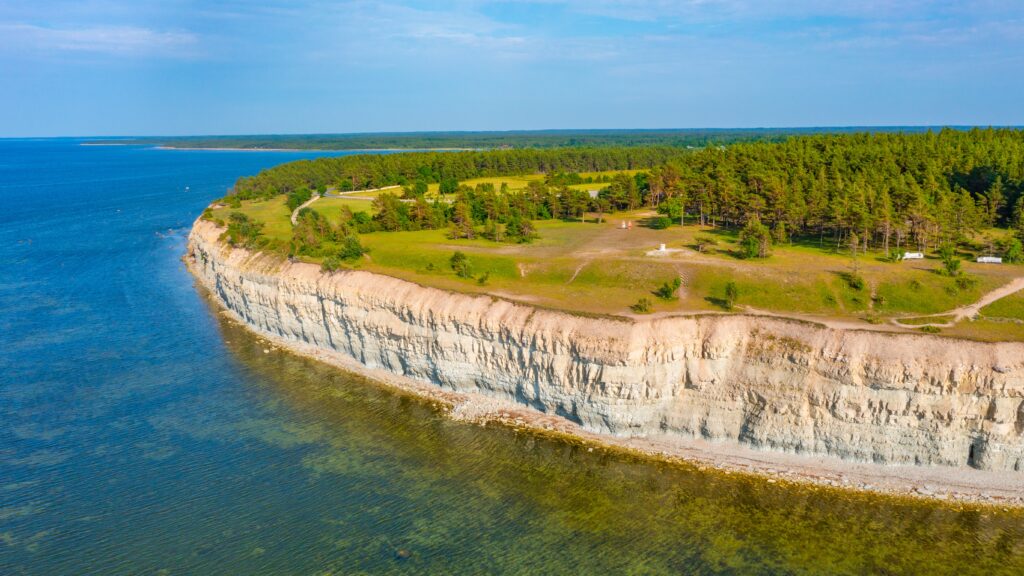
top-left (977, 256), bottom-right (1003, 264)
top-left (901, 252), bottom-right (925, 260)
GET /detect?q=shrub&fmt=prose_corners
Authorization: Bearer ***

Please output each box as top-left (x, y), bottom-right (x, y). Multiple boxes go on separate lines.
top-left (222, 212), bottom-right (265, 249)
top-left (695, 235), bottom-right (718, 253)
top-left (654, 277), bottom-right (682, 300)
top-left (1002, 237), bottom-right (1023, 263)
top-left (321, 256), bottom-right (341, 272)
top-left (954, 274), bottom-right (978, 290)
top-left (738, 216), bottom-right (772, 258)
top-left (919, 325), bottom-right (941, 334)
top-left (649, 216), bottom-right (672, 230)
top-left (450, 251), bottom-right (473, 278)
top-left (724, 281), bottom-right (739, 310)
top-left (477, 272), bottom-right (490, 285)
top-left (286, 187), bottom-right (313, 211)
top-left (938, 243), bottom-right (961, 277)
top-left (630, 297), bottom-right (653, 314)
top-left (845, 272), bottom-right (866, 291)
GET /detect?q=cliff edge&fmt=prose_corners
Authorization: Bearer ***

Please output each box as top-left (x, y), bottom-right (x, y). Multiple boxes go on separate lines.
top-left (188, 218), bottom-right (1024, 481)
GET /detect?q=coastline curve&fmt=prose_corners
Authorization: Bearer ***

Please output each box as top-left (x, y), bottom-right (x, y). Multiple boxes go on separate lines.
top-left (187, 217), bottom-right (1024, 505)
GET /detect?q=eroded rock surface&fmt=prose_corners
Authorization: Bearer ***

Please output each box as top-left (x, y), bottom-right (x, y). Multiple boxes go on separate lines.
top-left (189, 219), bottom-right (1024, 472)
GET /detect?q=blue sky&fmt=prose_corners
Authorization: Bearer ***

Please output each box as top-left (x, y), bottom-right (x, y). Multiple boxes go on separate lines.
top-left (1, 0), bottom-right (1022, 136)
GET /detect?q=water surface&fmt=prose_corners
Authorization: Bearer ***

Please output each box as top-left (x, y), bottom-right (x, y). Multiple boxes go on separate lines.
top-left (1, 140), bottom-right (1022, 575)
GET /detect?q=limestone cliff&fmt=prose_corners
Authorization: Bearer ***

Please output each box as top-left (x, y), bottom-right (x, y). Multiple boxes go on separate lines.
top-left (188, 219), bottom-right (1024, 472)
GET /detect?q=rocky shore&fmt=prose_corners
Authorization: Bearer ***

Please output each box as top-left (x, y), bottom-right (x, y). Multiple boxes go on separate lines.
top-left (187, 218), bottom-right (1024, 505)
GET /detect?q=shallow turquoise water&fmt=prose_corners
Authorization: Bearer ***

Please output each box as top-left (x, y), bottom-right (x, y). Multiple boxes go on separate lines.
top-left (1, 140), bottom-right (1023, 575)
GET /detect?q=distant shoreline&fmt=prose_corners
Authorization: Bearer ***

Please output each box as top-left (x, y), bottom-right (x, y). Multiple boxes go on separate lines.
top-left (152, 145), bottom-right (476, 152)
top-left (78, 142), bottom-right (476, 152)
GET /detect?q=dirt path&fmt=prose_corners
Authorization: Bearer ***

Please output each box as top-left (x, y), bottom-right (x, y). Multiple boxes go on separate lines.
top-left (890, 276), bottom-right (1024, 328)
top-left (951, 276), bottom-right (1024, 319)
top-left (290, 193), bottom-right (321, 225)
top-left (566, 260), bottom-right (590, 284)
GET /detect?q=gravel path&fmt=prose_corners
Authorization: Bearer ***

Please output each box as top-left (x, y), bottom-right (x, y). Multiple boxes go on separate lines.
top-left (289, 193), bottom-right (321, 225)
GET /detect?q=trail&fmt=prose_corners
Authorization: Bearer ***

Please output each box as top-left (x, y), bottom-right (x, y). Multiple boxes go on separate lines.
top-left (290, 193), bottom-right (321, 225)
top-left (566, 260), bottom-right (590, 284)
top-left (890, 276), bottom-right (1024, 328)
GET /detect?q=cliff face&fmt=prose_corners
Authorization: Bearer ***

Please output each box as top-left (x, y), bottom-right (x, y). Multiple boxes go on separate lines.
top-left (188, 219), bottom-right (1024, 472)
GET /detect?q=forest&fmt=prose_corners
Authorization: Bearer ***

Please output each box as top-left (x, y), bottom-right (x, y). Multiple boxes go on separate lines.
top-left (117, 127), bottom-right (929, 151)
top-left (224, 128), bottom-right (1024, 259)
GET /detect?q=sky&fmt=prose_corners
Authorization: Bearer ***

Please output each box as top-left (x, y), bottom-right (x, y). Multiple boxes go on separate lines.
top-left (1, 0), bottom-right (1023, 137)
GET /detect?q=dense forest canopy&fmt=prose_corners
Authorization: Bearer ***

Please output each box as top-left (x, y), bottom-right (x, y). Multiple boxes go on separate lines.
top-left (230, 146), bottom-right (690, 198)
top-left (224, 128), bottom-right (1024, 258)
top-left (116, 126), bottom-right (951, 151)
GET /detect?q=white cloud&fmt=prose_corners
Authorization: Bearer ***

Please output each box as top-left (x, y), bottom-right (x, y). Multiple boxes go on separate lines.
top-left (0, 23), bottom-right (197, 56)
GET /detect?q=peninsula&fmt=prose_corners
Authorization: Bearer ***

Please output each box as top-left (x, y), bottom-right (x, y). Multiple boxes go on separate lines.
top-left (188, 129), bottom-right (1024, 504)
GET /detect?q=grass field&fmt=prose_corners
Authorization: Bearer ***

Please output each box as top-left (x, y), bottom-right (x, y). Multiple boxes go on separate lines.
top-left (979, 290), bottom-right (1024, 321)
top-left (207, 196), bottom-right (1024, 340)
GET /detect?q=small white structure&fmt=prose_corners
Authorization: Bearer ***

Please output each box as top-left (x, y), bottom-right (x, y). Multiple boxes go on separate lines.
top-left (902, 252), bottom-right (925, 260)
top-left (977, 256), bottom-right (1003, 264)
top-left (587, 189), bottom-right (600, 199)
top-left (659, 243), bottom-right (666, 252)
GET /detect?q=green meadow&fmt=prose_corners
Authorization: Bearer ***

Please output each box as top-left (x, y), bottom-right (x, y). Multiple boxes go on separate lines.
top-left (208, 193), bottom-right (1024, 341)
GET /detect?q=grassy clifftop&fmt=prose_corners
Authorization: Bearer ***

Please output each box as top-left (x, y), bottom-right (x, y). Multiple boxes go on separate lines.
top-left (206, 187), bottom-right (1024, 339)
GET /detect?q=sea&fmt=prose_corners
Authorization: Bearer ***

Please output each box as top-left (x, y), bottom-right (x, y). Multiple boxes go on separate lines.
top-left (1, 139), bottom-right (1022, 575)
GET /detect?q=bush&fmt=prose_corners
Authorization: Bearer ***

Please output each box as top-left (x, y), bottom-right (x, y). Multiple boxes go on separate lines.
top-left (321, 256), bottom-right (342, 272)
top-left (724, 281), bottom-right (739, 310)
top-left (695, 235), bottom-right (718, 253)
top-left (845, 272), bottom-right (866, 291)
top-left (337, 235), bottom-right (366, 260)
top-left (938, 243), bottom-right (961, 277)
top-left (630, 297), bottom-right (653, 314)
top-left (477, 272), bottom-right (490, 285)
top-left (654, 277), bottom-right (682, 300)
top-left (919, 325), bottom-right (941, 334)
top-left (286, 187), bottom-right (313, 211)
top-left (222, 212), bottom-right (265, 249)
top-left (450, 251), bottom-right (473, 278)
top-left (955, 274), bottom-right (978, 290)
top-left (738, 216), bottom-right (772, 258)
top-left (649, 216), bottom-right (672, 230)
top-left (1002, 237), bottom-right (1023, 263)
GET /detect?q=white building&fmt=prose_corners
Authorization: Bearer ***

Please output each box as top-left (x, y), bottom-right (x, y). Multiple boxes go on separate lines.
top-left (902, 252), bottom-right (925, 260)
top-left (977, 256), bottom-right (1003, 264)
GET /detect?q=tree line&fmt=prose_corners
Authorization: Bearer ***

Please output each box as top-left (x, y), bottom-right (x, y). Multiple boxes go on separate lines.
top-left (621, 127), bottom-right (1024, 258)
top-left (227, 128), bottom-right (1024, 259)
top-left (230, 147), bottom-right (691, 199)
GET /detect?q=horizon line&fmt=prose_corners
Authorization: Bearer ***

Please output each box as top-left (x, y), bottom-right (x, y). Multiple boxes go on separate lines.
top-left (4, 125), bottom-right (1024, 140)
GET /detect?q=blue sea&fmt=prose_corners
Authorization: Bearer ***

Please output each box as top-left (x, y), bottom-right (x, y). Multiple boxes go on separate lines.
top-left (1, 139), bottom-right (1022, 575)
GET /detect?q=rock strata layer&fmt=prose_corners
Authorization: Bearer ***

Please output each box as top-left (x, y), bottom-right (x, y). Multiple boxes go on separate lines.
top-left (189, 219), bottom-right (1024, 472)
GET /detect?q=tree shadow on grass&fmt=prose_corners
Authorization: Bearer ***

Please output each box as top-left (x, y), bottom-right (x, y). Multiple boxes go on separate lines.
top-left (705, 296), bottom-right (732, 310)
